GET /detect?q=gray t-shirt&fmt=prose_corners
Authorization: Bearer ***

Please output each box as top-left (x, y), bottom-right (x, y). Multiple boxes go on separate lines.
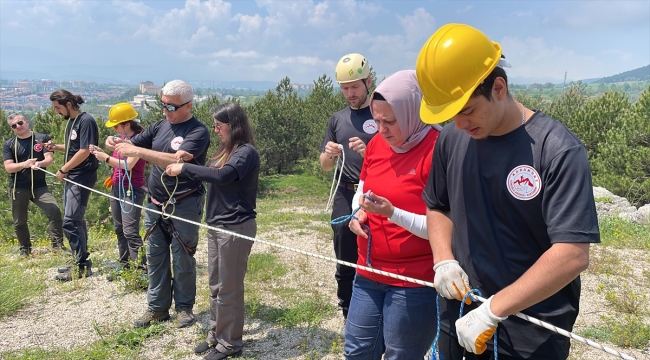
top-left (320, 106), bottom-right (377, 183)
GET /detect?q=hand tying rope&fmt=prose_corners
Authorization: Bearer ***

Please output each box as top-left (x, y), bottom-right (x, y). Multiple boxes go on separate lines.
top-left (331, 193), bottom-right (374, 266)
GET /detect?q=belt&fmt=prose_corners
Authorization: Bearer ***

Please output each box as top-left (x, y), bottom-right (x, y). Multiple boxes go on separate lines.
top-left (338, 181), bottom-right (358, 192)
top-left (150, 187), bottom-right (199, 207)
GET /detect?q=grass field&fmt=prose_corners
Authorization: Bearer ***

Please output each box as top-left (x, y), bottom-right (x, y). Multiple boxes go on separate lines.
top-left (0, 173), bottom-right (648, 359)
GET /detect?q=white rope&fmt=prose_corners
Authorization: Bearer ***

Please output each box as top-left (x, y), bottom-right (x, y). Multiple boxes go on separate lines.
top-left (324, 144), bottom-right (345, 212)
top-left (33, 165), bottom-right (637, 360)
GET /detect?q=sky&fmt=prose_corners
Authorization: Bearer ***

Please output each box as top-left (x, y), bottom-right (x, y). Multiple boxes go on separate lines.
top-left (0, 0), bottom-right (649, 86)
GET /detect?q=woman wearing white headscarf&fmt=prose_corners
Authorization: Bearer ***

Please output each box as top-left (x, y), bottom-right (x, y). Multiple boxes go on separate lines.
top-left (346, 70), bottom-right (441, 359)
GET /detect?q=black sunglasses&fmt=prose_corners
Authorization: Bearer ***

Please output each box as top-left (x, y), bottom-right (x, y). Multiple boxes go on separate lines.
top-left (160, 100), bottom-right (191, 112)
top-left (11, 120), bottom-right (24, 129)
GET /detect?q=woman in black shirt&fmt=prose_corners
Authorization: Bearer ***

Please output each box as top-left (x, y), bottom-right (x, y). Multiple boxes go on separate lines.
top-left (166, 102), bottom-right (259, 360)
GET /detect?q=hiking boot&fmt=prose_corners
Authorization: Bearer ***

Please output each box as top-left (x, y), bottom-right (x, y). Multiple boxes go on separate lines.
top-left (19, 248), bottom-right (31, 257)
top-left (195, 341), bottom-right (215, 355)
top-left (203, 348), bottom-right (242, 360)
top-left (80, 259), bottom-right (92, 278)
top-left (55, 268), bottom-right (73, 282)
top-left (106, 271), bottom-right (118, 282)
top-left (176, 307), bottom-right (195, 328)
top-left (51, 241), bottom-right (66, 250)
top-left (134, 309), bottom-right (170, 328)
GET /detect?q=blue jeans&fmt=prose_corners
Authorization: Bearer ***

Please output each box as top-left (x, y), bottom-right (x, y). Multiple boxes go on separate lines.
top-left (344, 274), bottom-right (438, 360)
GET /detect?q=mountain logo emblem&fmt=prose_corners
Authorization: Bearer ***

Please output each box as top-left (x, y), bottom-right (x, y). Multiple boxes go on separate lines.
top-left (362, 120), bottom-right (378, 134)
top-left (506, 165), bottom-right (541, 200)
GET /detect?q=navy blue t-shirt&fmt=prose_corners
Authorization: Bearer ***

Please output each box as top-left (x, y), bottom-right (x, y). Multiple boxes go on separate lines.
top-left (423, 111), bottom-right (600, 359)
top-left (3, 133), bottom-right (51, 189)
top-left (131, 117), bottom-right (210, 202)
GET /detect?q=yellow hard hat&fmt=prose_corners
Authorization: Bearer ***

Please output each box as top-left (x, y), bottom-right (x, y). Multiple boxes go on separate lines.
top-left (106, 102), bottom-right (139, 127)
top-left (335, 53), bottom-right (370, 84)
top-left (416, 24), bottom-right (502, 124)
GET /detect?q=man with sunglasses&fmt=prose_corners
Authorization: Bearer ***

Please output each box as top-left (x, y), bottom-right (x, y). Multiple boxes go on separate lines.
top-left (106, 79), bottom-right (209, 330)
top-left (3, 113), bottom-right (64, 256)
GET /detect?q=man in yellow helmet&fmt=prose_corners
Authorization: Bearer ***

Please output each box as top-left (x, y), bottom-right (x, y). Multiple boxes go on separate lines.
top-left (416, 24), bottom-right (600, 359)
top-left (320, 53), bottom-right (378, 325)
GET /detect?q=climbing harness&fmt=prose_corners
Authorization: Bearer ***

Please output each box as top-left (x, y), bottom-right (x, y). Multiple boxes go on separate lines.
top-left (144, 185), bottom-right (201, 256)
top-left (157, 160), bottom-right (181, 219)
top-left (325, 144), bottom-right (345, 212)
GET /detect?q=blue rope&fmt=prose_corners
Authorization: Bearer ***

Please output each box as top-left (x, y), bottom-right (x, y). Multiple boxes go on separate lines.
top-left (116, 156), bottom-right (135, 214)
top-left (330, 194), bottom-right (374, 266)
top-left (110, 135), bottom-right (135, 214)
top-left (430, 289), bottom-right (499, 360)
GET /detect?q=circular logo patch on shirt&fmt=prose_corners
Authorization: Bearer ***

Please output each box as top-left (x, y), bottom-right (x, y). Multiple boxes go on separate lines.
top-left (362, 120), bottom-right (378, 134)
top-left (506, 165), bottom-right (541, 201)
top-left (70, 130), bottom-right (78, 140)
top-left (34, 143), bottom-right (43, 152)
top-left (170, 136), bottom-right (184, 151)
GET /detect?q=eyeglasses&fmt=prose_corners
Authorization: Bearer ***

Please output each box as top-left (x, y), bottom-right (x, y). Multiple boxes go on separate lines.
top-left (10, 120), bottom-right (24, 129)
top-left (160, 100), bottom-right (191, 112)
top-left (214, 122), bottom-right (228, 130)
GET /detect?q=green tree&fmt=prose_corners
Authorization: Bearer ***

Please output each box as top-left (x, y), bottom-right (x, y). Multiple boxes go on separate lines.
top-left (247, 77), bottom-right (309, 174)
top-left (592, 86), bottom-right (650, 206)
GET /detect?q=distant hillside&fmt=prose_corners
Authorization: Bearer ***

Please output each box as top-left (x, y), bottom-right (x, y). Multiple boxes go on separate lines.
top-left (595, 65), bottom-right (650, 83)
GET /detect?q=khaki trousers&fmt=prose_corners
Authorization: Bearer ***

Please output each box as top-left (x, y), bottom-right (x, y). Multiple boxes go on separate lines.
top-left (206, 218), bottom-right (256, 355)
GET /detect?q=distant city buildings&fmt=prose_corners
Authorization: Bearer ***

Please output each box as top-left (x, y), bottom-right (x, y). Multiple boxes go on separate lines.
top-left (291, 83), bottom-right (314, 91)
top-left (139, 81), bottom-right (161, 94)
top-left (130, 94), bottom-right (157, 109)
top-left (0, 78), bottom-right (128, 112)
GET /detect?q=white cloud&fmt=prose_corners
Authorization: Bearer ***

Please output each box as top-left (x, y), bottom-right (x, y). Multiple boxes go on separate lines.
top-left (143, 0), bottom-right (232, 47)
top-left (238, 13), bottom-right (263, 34)
top-left (397, 8), bottom-right (435, 45)
top-left (189, 26), bottom-right (218, 45)
top-left (500, 36), bottom-right (616, 81)
top-left (544, 1), bottom-right (650, 29)
top-left (210, 49), bottom-right (259, 58)
top-left (603, 49), bottom-right (634, 61)
top-left (512, 11), bottom-right (532, 17)
top-left (457, 5), bottom-right (473, 14)
top-left (186, 0), bottom-right (232, 24)
top-left (120, 1), bottom-right (150, 17)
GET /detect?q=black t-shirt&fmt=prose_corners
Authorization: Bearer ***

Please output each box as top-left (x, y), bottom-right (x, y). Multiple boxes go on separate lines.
top-left (320, 106), bottom-right (377, 183)
top-left (423, 112), bottom-right (600, 359)
top-left (131, 117), bottom-right (210, 202)
top-left (182, 144), bottom-right (259, 225)
top-left (3, 133), bottom-right (51, 189)
top-left (65, 112), bottom-right (99, 180)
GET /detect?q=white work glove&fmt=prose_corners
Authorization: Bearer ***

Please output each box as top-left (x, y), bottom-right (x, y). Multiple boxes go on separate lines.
top-left (455, 295), bottom-right (507, 354)
top-left (433, 260), bottom-right (471, 303)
